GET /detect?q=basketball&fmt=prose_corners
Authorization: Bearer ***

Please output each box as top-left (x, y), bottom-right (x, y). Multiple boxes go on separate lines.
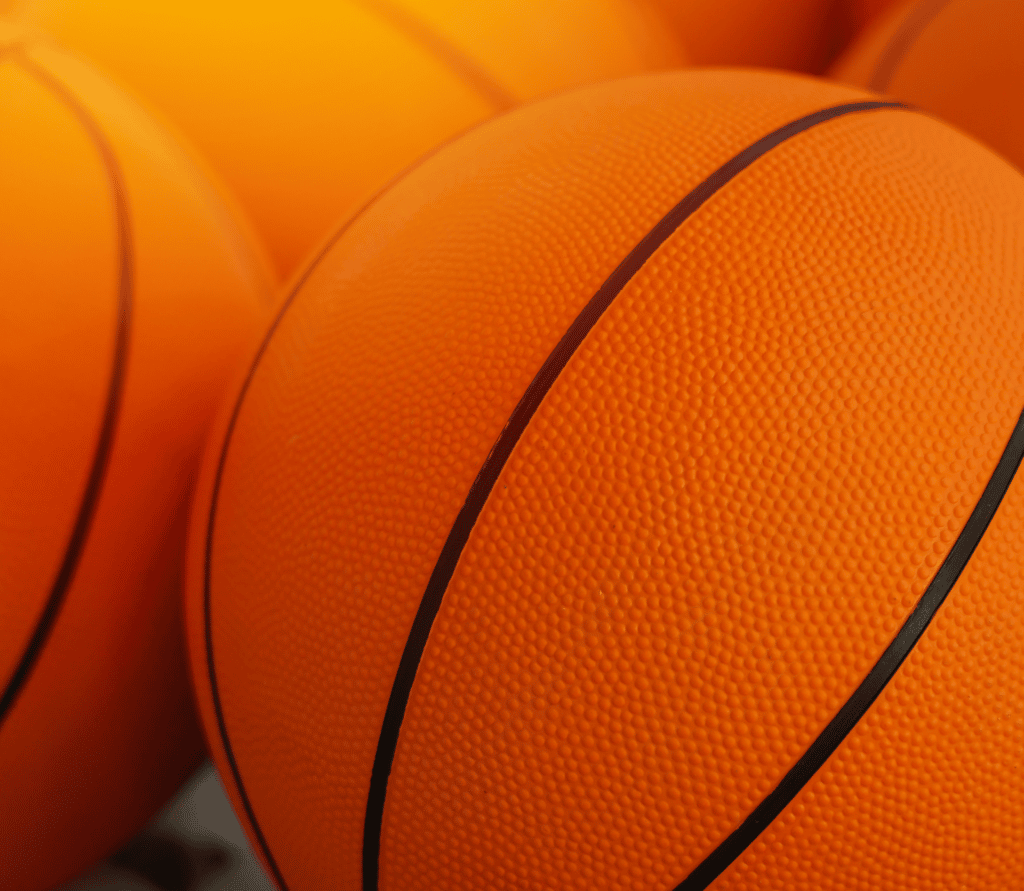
top-left (830, 0), bottom-right (902, 64)
top-left (0, 23), bottom-right (273, 891)
top-left (837, 0), bottom-right (902, 37)
top-left (187, 68), bottom-right (1024, 890)
top-left (10, 0), bottom-right (687, 279)
top-left (645, 0), bottom-right (837, 71)
top-left (831, 0), bottom-right (1024, 172)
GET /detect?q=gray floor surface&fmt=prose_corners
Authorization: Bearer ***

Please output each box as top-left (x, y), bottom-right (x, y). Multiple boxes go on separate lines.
top-left (56, 763), bottom-right (275, 891)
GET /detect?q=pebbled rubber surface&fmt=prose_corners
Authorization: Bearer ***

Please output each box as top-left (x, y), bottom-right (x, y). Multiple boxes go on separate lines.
top-left (379, 106), bottom-right (1024, 891)
top-left (714, 442), bottom-right (1024, 889)
top-left (193, 69), bottom-right (1024, 890)
top-left (832, 0), bottom-right (1024, 172)
top-left (362, 99), bottom-right (904, 891)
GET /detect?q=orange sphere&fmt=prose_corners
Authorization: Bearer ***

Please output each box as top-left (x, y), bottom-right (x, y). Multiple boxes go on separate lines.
top-left (830, 0), bottom-right (903, 64)
top-left (188, 68), bottom-right (1024, 890)
top-left (11, 0), bottom-right (687, 280)
top-left (831, 0), bottom-right (1024, 171)
top-left (841, 0), bottom-right (903, 33)
top-left (0, 22), bottom-right (273, 891)
top-left (645, 0), bottom-right (838, 71)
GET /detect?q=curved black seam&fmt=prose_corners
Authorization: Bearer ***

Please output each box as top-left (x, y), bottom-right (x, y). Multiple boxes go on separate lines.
top-left (677, 407), bottom-right (1024, 889)
top-left (356, 0), bottom-right (516, 112)
top-left (869, 0), bottom-right (954, 93)
top-left (361, 99), bottom-right (903, 891)
top-left (0, 51), bottom-right (133, 727)
top-left (202, 252), bottom-right (325, 891)
top-left (201, 130), bottom-right (479, 891)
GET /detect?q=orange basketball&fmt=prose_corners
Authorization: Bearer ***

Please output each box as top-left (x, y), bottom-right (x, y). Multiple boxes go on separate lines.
top-left (0, 22), bottom-right (273, 891)
top-left (644, 0), bottom-right (838, 71)
top-left (829, 0), bottom-right (903, 66)
top-left (187, 67), bottom-right (1024, 890)
top-left (11, 0), bottom-right (687, 280)
top-left (838, 0), bottom-right (903, 36)
top-left (831, 0), bottom-right (1024, 172)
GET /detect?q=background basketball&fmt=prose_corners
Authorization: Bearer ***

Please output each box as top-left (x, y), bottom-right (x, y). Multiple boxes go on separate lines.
top-left (188, 68), bottom-right (1024, 890)
top-left (0, 23), bottom-right (273, 891)
top-left (9, 0), bottom-right (687, 280)
top-left (643, 0), bottom-right (838, 71)
top-left (835, 0), bottom-right (902, 39)
top-left (831, 0), bottom-right (1024, 172)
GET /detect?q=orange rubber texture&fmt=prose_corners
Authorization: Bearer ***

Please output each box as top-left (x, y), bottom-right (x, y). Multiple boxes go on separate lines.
top-left (0, 23), bottom-right (273, 891)
top-left (645, 0), bottom-right (838, 72)
top-left (831, 0), bottom-right (1024, 172)
top-left (189, 69), bottom-right (1024, 890)
top-left (715, 445), bottom-right (1024, 887)
top-left (11, 0), bottom-right (687, 279)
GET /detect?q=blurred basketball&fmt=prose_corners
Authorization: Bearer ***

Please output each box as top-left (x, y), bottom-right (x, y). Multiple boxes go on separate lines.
top-left (188, 67), bottom-right (1024, 890)
top-left (11, 0), bottom-right (687, 279)
top-left (644, 0), bottom-right (838, 71)
top-left (831, 0), bottom-right (1024, 171)
top-left (839, 0), bottom-right (903, 36)
top-left (828, 0), bottom-right (902, 66)
top-left (0, 22), bottom-right (273, 891)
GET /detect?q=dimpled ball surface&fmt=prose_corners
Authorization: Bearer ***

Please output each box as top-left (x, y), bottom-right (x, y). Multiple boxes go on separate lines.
top-left (832, 0), bottom-right (1024, 173)
top-left (189, 69), bottom-right (1024, 890)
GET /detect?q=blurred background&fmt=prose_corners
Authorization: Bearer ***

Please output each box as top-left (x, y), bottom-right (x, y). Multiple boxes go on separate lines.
top-left (57, 764), bottom-right (274, 891)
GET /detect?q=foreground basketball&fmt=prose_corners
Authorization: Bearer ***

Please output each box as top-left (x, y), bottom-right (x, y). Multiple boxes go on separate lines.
top-left (0, 23), bottom-right (273, 891)
top-left (12, 0), bottom-right (686, 279)
top-left (831, 0), bottom-right (1024, 171)
top-left (646, 0), bottom-right (837, 71)
top-left (188, 68), bottom-right (1024, 889)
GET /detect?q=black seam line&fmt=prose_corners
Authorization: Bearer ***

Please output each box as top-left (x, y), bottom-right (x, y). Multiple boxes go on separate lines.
top-left (355, 0), bottom-right (516, 112)
top-left (676, 406), bottom-right (1024, 890)
top-left (360, 98), bottom-right (904, 891)
top-left (201, 129), bottom-right (476, 891)
top-left (202, 286), bottom-right (314, 891)
top-left (0, 51), bottom-right (133, 727)
top-left (869, 0), bottom-right (954, 93)
top-left (203, 232), bottom-right (350, 891)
